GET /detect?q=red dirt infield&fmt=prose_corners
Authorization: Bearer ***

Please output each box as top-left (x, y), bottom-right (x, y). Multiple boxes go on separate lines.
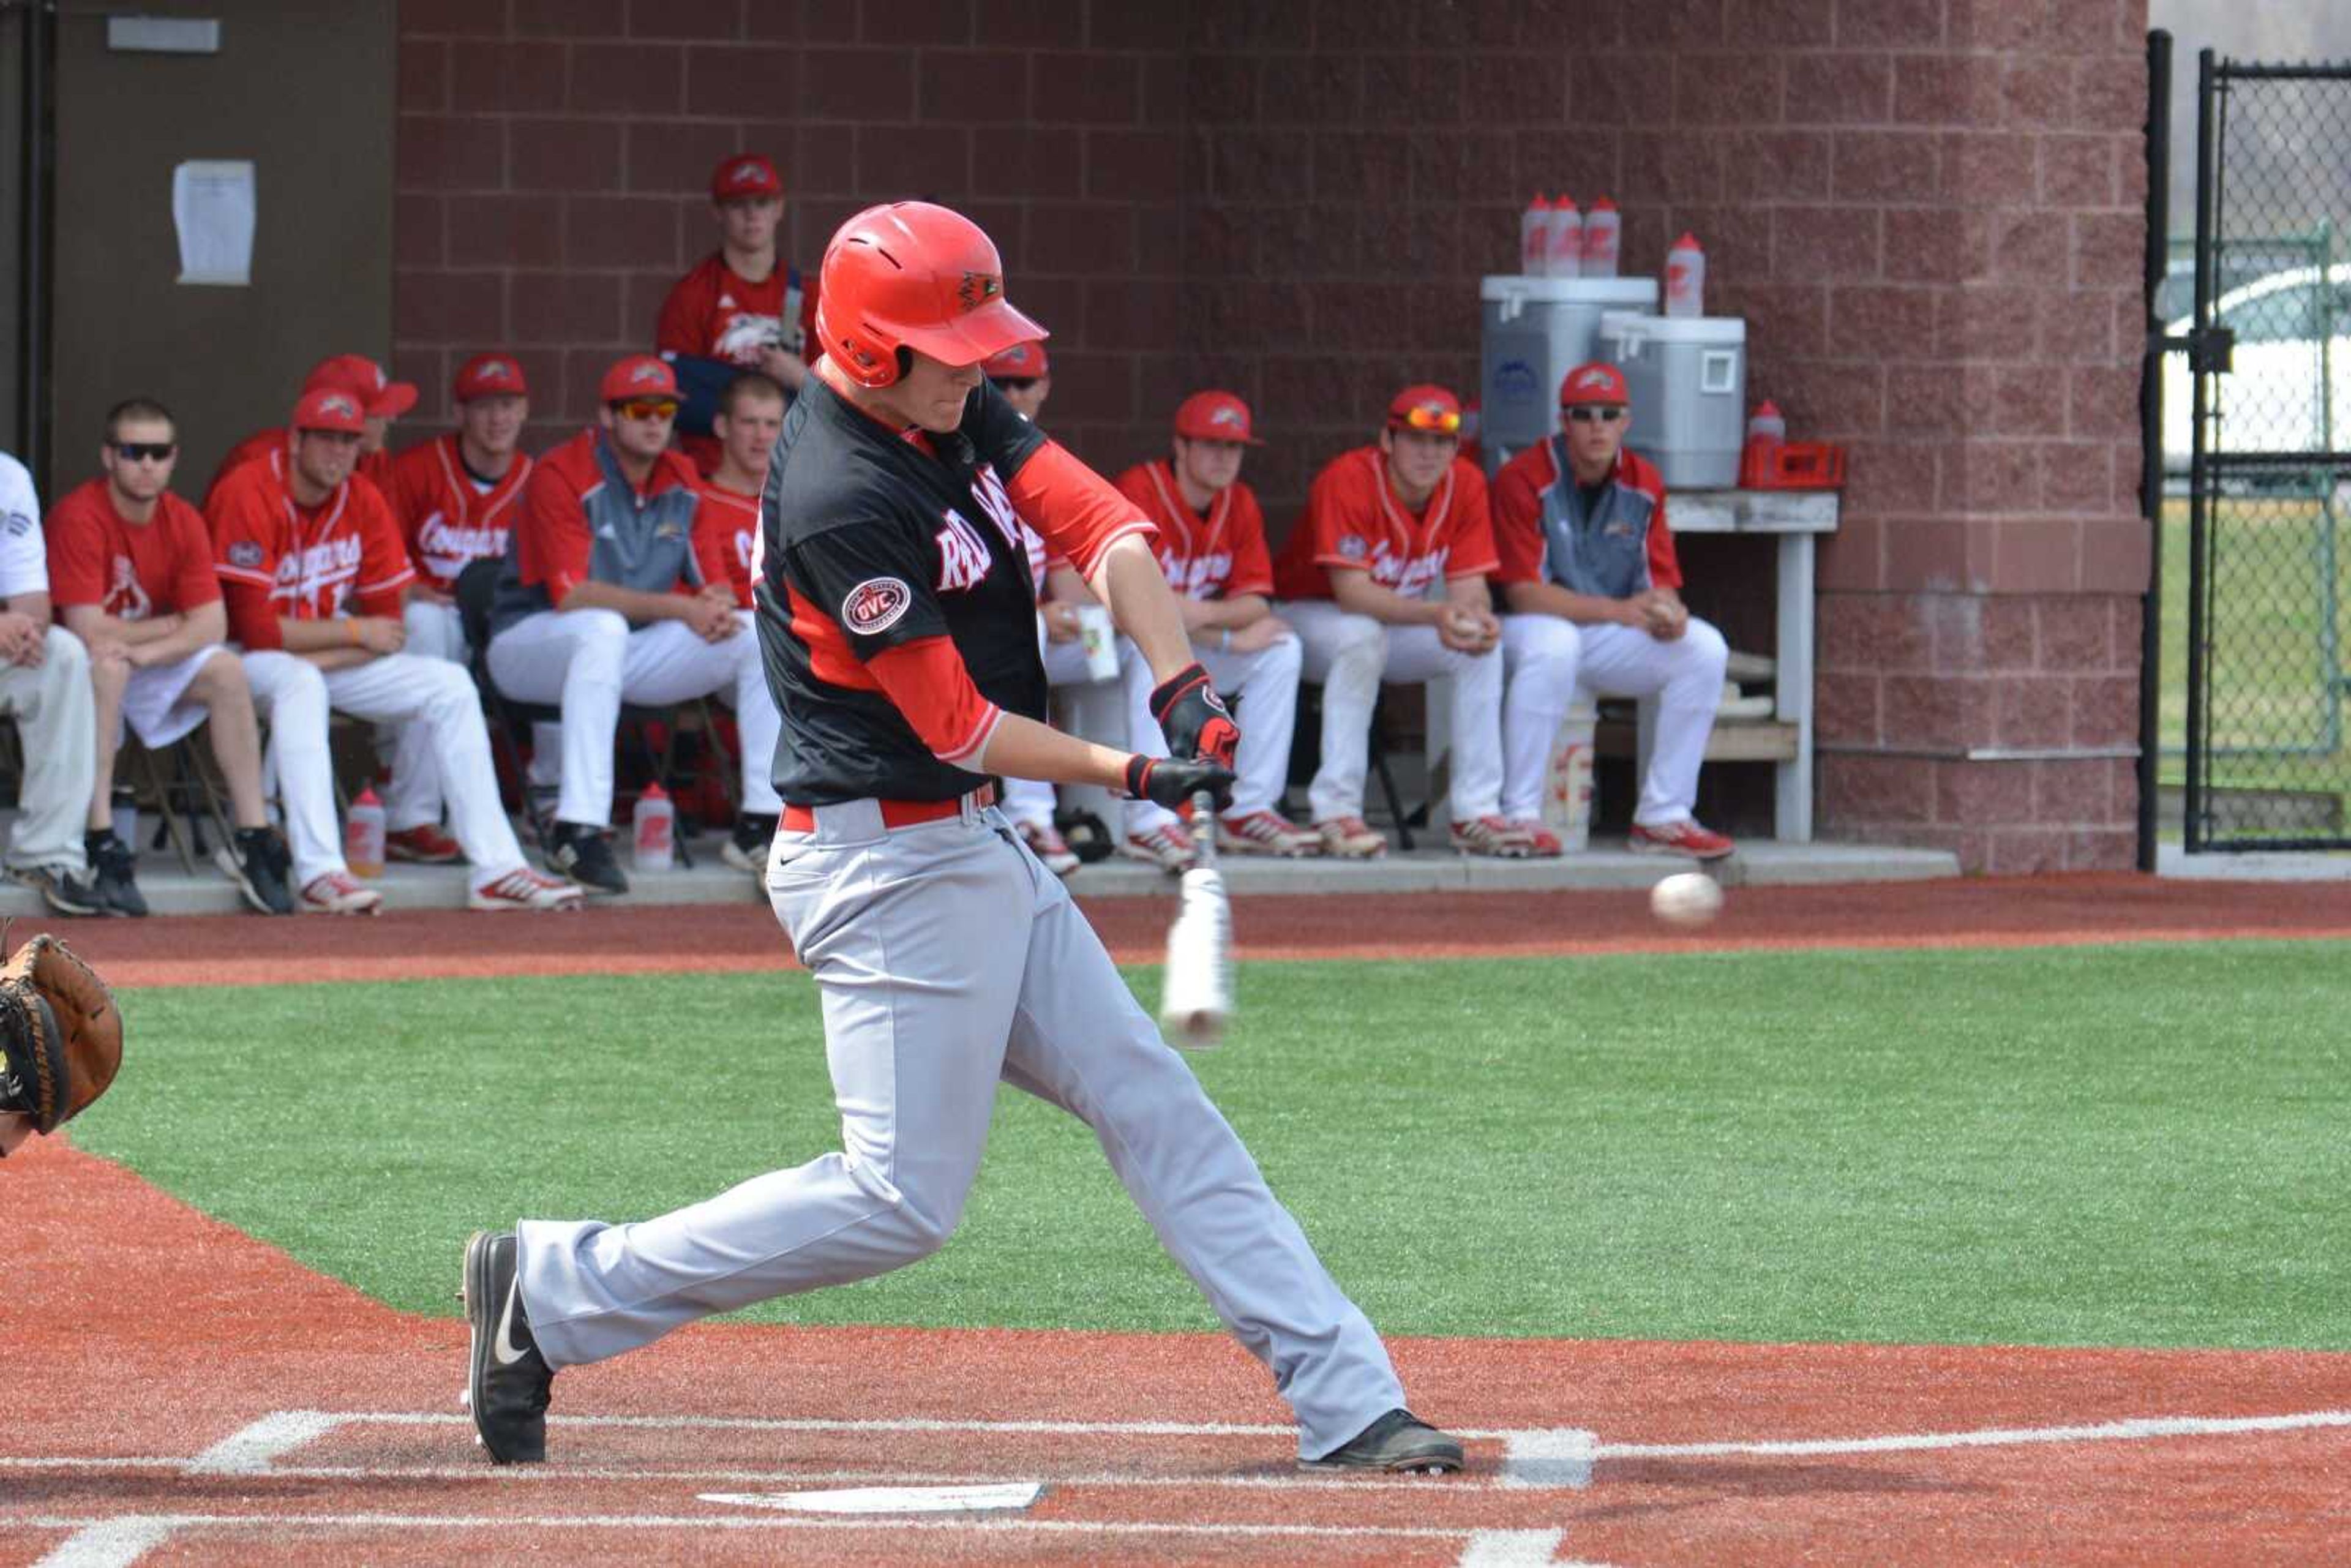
top-left (7, 877), bottom-right (2351, 1564)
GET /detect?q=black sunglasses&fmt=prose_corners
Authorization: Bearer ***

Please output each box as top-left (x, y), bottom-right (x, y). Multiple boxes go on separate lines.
top-left (115, 441), bottom-right (177, 462)
top-left (1565, 407), bottom-right (1626, 424)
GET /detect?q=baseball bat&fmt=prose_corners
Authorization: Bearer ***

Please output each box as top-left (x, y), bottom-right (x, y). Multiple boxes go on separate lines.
top-left (1158, 790), bottom-right (1232, 1049)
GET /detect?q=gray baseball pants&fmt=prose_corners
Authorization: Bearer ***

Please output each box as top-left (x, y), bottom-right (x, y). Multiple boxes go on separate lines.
top-left (516, 792), bottom-right (1406, 1459)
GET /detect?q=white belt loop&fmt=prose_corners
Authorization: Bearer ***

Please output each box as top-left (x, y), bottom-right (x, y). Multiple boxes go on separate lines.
top-left (959, 787), bottom-right (981, 826)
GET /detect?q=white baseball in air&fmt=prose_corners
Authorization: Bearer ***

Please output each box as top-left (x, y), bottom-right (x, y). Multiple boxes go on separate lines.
top-left (1649, 871), bottom-right (1723, 928)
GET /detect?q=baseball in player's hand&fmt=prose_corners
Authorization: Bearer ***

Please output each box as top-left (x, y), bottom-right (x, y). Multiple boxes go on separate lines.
top-left (1438, 606), bottom-right (1498, 655)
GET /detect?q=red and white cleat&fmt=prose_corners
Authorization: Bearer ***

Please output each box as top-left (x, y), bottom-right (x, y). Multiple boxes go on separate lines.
top-left (1218, 810), bottom-right (1322, 857)
top-left (1507, 819), bottom-right (1564, 858)
top-left (385, 823), bottom-right (464, 863)
top-left (300, 871), bottom-right (384, 915)
top-left (469, 866), bottom-right (587, 912)
top-left (1015, 819), bottom-right (1082, 877)
top-left (1120, 822), bottom-right (1198, 872)
top-left (1315, 817), bottom-right (1387, 859)
top-left (1627, 818), bottom-right (1736, 861)
top-left (1449, 816), bottom-right (1539, 858)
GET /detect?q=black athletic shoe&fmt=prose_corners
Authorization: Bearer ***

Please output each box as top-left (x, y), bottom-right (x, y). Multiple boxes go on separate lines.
top-left (85, 831), bottom-right (149, 918)
top-left (6, 862), bottom-right (105, 918)
top-left (216, 827), bottom-right (294, 915)
top-left (462, 1230), bottom-right (553, 1464)
top-left (547, 822), bottom-right (628, 896)
top-left (720, 811), bottom-right (778, 876)
top-left (1302, 1408), bottom-right (1465, 1474)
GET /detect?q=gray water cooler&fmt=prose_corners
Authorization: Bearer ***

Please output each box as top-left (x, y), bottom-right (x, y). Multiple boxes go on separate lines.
top-left (1598, 310), bottom-right (1749, 489)
top-left (1477, 275), bottom-right (1659, 478)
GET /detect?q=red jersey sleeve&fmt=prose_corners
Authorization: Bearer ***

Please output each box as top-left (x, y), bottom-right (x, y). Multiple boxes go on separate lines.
top-left (221, 583), bottom-right (283, 650)
top-left (689, 491), bottom-right (748, 607)
top-left (1225, 486), bottom-right (1275, 598)
top-left (517, 459), bottom-right (593, 607)
top-left (1488, 449), bottom-right (1549, 587)
top-left (1303, 456), bottom-right (1377, 572)
top-left (43, 490), bottom-right (108, 609)
top-left (1443, 462), bottom-right (1501, 580)
top-left (866, 635), bottom-right (1005, 769)
top-left (165, 497), bottom-right (223, 612)
top-left (656, 262), bottom-right (712, 356)
top-left (208, 474), bottom-right (283, 596)
top-left (1003, 441), bottom-right (1158, 582)
top-left (350, 481), bottom-right (417, 616)
top-left (1646, 492), bottom-right (1682, 591)
top-left (386, 443), bottom-right (435, 555)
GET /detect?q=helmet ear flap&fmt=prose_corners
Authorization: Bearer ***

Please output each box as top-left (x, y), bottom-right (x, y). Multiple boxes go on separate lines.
top-left (817, 299), bottom-right (902, 389)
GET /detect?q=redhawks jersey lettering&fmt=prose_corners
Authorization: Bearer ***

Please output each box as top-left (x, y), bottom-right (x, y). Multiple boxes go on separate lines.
top-left (1158, 549), bottom-right (1235, 601)
top-left (414, 512), bottom-right (511, 585)
top-left (275, 532), bottom-right (367, 617)
top-left (969, 465), bottom-right (1021, 552)
top-left (935, 511), bottom-right (992, 594)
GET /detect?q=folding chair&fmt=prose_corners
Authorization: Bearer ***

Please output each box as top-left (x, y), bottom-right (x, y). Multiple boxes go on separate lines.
top-left (124, 730), bottom-right (237, 874)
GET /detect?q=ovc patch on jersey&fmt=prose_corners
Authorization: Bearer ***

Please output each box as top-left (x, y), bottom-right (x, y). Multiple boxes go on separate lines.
top-left (1337, 535), bottom-right (1368, 560)
top-left (227, 541), bottom-right (264, 569)
top-left (842, 576), bottom-right (913, 635)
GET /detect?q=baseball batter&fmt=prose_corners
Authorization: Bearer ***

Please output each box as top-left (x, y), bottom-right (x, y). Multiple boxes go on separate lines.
top-left (465, 201), bottom-right (1463, 1478)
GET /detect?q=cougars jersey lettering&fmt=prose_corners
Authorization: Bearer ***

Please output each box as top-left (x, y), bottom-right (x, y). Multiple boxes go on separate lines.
top-left (44, 480), bottom-right (222, 621)
top-left (1112, 458), bottom-right (1274, 603)
top-left (208, 448), bottom-right (414, 625)
top-left (387, 434), bottom-right (533, 595)
top-left (1272, 448), bottom-right (1500, 602)
top-left (756, 375), bottom-right (1153, 805)
top-left (692, 473), bottom-right (762, 609)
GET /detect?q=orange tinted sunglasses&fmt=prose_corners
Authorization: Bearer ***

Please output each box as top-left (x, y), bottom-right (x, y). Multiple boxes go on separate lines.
top-left (1393, 405), bottom-right (1461, 435)
top-left (614, 399), bottom-right (680, 421)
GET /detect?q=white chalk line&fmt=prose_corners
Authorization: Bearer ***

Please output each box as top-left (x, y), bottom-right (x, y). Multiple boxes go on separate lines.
top-left (185, 1410), bottom-right (340, 1475)
top-left (31, 1517), bottom-right (180, 1568)
top-left (1588, 1407), bottom-right (2351, 1461)
top-left (14, 1511), bottom-right (1484, 1542)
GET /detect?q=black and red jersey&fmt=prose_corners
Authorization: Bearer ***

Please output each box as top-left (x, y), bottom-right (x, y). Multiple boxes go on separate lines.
top-left (756, 374), bottom-right (1153, 806)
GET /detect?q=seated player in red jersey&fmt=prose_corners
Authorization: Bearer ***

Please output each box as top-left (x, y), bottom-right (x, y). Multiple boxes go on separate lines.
top-left (1112, 391), bottom-right (1317, 858)
top-left (208, 389), bottom-right (580, 915)
top-left (204, 354), bottom-right (414, 511)
top-left (1270, 385), bottom-right (1534, 860)
top-left (380, 351), bottom-right (540, 864)
top-left (657, 154), bottom-right (819, 475)
top-left (43, 397), bottom-right (291, 917)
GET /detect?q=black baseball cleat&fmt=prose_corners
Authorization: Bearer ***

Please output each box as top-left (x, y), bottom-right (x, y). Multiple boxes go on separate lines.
top-left (462, 1230), bottom-right (553, 1464)
top-left (1302, 1408), bottom-right (1465, 1474)
top-left (546, 822), bottom-right (628, 896)
top-left (721, 811), bottom-right (778, 876)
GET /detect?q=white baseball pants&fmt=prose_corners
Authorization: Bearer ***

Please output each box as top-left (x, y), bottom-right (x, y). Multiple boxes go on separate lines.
top-left (1000, 623), bottom-right (1179, 835)
top-left (1284, 600), bottom-right (1504, 823)
top-left (0, 628), bottom-right (96, 876)
top-left (1122, 631), bottom-right (1302, 822)
top-left (242, 650), bottom-right (532, 891)
top-left (486, 609), bottom-right (783, 830)
top-left (389, 599), bottom-right (560, 833)
top-left (1501, 613), bottom-right (1728, 827)
top-left (517, 800), bottom-right (1409, 1460)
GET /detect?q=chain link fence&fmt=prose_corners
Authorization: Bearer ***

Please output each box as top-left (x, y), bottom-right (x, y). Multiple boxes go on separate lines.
top-left (2184, 57), bottom-right (2351, 849)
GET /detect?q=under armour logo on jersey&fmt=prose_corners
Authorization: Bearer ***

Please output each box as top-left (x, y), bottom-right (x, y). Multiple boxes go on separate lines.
top-left (935, 511), bottom-right (991, 595)
top-left (842, 576), bottom-right (913, 635)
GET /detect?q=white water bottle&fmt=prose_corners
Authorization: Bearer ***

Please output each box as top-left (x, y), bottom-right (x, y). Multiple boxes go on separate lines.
top-left (631, 780), bottom-right (675, 872)
top-left (1581, 197), bottom-right (1621, 277)
top-left (1747, 400), bottom-right (1786, 445)
top-left (1665, 231), bottom-right (1706, 318)
top-left (344, 786), bottom-right (386, 879)
top-left (1545, 195), bottom-right (1583, 279)
top-left (1519, 193), bottom-right (1551, 276)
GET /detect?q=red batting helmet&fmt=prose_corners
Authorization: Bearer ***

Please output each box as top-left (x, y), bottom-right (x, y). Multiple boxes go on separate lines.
top-left (815, 202), bottom-right (1048, 390)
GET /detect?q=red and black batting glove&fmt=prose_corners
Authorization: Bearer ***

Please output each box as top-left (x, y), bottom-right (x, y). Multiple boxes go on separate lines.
top-left (1150, 662), bottom-right (1240, 768)
top-left (1124, 754), bottom-right (1237, 814)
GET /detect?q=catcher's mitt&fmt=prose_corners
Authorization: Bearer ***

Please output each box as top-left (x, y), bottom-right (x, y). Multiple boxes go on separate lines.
top-left (0, 931), bottom-right (123, 1152)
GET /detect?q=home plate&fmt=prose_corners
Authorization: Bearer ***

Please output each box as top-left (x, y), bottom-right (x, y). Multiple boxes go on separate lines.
top-left (699, 1482), bottom-right (1046, 1515)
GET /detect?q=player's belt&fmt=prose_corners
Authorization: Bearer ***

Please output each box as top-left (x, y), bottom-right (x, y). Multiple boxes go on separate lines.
top-left (780, 782), bottom-right (997, 835)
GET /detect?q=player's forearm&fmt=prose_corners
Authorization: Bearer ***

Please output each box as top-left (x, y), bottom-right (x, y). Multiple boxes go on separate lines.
top-left (1087, 536), bottom-right (1193, 682)
top-left (277, 617), bottom-right (364, 653)
top-left (1330, 572), bottom-right (1444, 627)
top-left (559, 579), bottom-right (696, 624)
top-left (1502, 579), bottom-right (1635, 627)
top-left (979, 711), bottom-right (1134, 793)
top-left (1185, 595), bottom-right (1267, 634)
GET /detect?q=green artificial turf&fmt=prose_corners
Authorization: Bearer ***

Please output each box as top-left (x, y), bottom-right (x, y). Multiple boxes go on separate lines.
top-left (75, 941), bottom-right (2351, 1350)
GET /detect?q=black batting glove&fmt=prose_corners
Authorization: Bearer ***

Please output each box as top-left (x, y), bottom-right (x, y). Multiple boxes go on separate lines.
top-left (1149, 662), bottom-right (1240, 768)
top-left (1123, 754), bottom-right (1237, 814)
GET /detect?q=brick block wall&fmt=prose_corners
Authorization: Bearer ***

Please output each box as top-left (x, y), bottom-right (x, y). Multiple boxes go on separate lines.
top-left (394, 0), bottom-right (2154, 869)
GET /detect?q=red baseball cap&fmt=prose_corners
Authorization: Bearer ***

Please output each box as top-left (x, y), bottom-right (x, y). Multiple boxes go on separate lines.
top-left (1385, 384), bottom-right (1463, 433)
top-left (711, 154), bottom-right (783, 202)
top-left (302, 354), bottom-right (417, 420)
top-left (980, 340), bottom-right (1049, 380)
top-left (291, 388), bottom-right (367, 435)
top-left (1172, 389), bottom-right (1265, 446)
top-left (600, 354), bottom-right (680, 404)
top-left (453, 353), bottom-right (529, 403)
top-left (1559, 362), bottom-right (1630, 408)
